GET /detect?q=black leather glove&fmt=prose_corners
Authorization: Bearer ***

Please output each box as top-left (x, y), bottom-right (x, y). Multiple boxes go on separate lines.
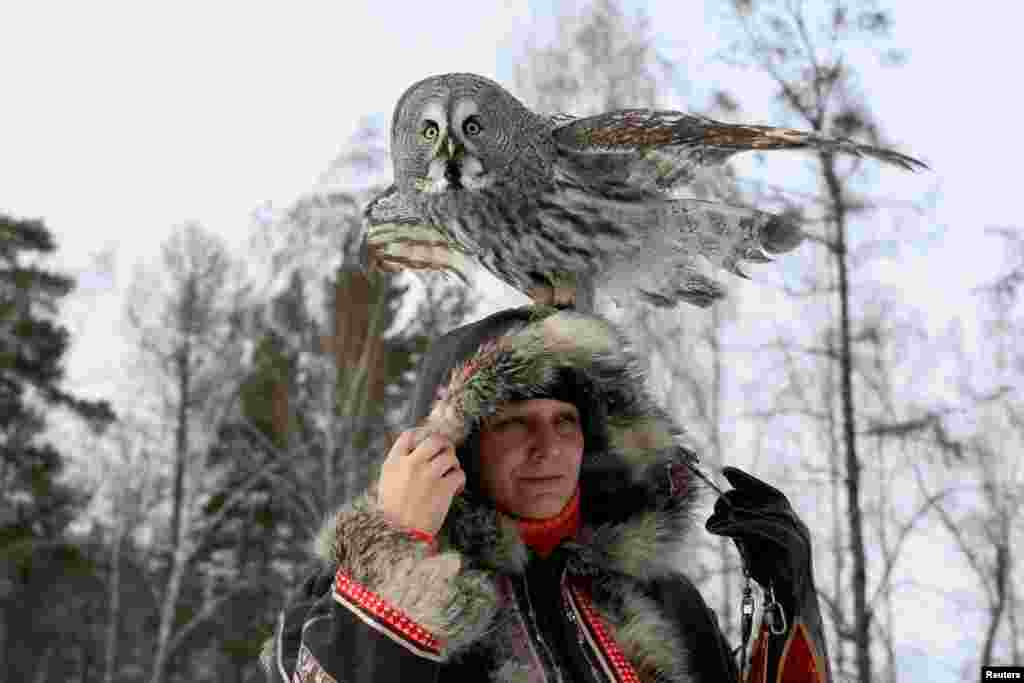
top-left (706, 466), bottom-right (831, 683)
top-left (705, 467), bottom-right (812, 620)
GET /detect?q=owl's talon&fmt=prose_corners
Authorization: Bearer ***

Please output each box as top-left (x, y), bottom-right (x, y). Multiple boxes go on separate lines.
top-left (525, 286), bottom-right (555, 307)
top-left (527, 284), bottom-right (578, 309)
top-left (551, 284), bottom-right (578, 309)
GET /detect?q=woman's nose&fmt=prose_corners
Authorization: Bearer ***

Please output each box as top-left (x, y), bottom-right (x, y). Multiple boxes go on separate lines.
top-left (530, 423), bottom-right (563, 457)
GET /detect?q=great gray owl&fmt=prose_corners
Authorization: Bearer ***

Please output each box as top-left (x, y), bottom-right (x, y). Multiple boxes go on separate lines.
top-left (361, 72), bottom-right (926, 309)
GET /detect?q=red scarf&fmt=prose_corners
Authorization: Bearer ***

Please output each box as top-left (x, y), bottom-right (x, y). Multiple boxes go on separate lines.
top-left (516, 487), bottom-right (581, 558)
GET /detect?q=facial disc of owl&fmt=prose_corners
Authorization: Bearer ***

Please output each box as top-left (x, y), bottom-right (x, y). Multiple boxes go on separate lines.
top-left (390, 73), bottom-right (523, 195)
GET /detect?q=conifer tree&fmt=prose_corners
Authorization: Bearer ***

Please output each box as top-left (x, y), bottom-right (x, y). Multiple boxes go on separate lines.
top-left (0, 213), bottom-right (114, 678)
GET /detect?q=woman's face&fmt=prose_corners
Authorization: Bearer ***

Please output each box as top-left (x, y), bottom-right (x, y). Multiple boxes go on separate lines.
top-left (477, 399), bottom-right (584, 519)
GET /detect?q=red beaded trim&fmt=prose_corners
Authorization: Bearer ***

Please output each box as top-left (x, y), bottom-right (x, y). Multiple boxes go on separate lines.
top-left (333, 570), bottom-right (443, 660)
top-left (568, 583), bottom-right (641, 683)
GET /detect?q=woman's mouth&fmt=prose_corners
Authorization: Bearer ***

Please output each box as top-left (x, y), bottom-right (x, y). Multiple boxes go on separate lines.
top-left (520, 475), bottom-right (563, 485)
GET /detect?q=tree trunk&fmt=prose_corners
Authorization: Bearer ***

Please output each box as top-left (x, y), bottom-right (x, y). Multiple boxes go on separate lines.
top-left (825, 324), bottom-right (847, 675)
top-left (149, 515), bottom-right (189, 683)
top-left (824, 156), bottom-right (872, 683)
top-left (170, 337), bottom-right (191, 571)
top-left (152, 334), bottom-right (194, 683)
top-left (876, 434), bottom-right (897, 683)
top-left (152, 278), bottom-right (198, 683)
top-left (103, 519), bottom-right (123, 683)
top-left (980, 541), bottom-right (1009, 666)
top-left (1009, 567), bottom-right (1021, 664)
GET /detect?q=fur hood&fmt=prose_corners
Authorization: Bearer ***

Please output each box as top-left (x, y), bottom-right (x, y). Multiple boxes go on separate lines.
top-left (411, 305), bottom-right (703, 580)
top-left (314, 307), bottom-right (707, 664)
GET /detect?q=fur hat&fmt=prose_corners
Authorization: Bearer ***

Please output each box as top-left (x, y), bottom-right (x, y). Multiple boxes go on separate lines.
top-left (406, 307), bottom-right (604, 494)
top-left (404, 305), bottom-right (702, 553)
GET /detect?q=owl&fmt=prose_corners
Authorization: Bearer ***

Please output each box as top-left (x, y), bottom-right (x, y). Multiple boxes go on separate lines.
top-left (362, 72), bottom-right (926, 310)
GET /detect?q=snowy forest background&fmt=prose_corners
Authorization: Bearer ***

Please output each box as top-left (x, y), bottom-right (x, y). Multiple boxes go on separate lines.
top-left (2, 1), bottom-right (1021, 681)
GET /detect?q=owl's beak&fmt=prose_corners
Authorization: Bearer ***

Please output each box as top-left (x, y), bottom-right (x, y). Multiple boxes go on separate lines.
top-left (432, 134), bottom-right (463, 189)
top-left (438, 134), bottom-right (463, 162)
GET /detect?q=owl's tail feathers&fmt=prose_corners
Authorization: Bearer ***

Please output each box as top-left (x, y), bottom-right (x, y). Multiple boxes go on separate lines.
top-left (605, 200), bottom-right (803, 309)
top-left (717, 124), bottom-right (929, 172)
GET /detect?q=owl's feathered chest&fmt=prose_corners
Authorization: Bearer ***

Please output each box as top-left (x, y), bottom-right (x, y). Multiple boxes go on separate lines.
top-left (413, 177), bottom-right (637, 292)
top-left (416, 182), bottom-right (536, 253)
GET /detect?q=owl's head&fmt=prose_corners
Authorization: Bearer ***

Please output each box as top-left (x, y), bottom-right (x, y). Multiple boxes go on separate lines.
top-left (390, 73), bottom-right (537, 194)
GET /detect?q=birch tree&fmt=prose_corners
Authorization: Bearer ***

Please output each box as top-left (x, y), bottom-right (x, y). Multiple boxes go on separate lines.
top-left (911, 228), bottom-right (1024, 671)
top-left (124, 221), bottom-right (271, 683)
top-left (717, 3), bottom-right (930, 680)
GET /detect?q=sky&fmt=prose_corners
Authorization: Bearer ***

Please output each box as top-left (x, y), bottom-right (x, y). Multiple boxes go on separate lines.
top-left (2, 1), bottom-right (1023, 679)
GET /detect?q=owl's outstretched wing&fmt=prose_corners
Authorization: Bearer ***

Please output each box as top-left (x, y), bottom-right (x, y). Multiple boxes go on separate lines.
top-left (361, 186), bottom-right (472, 282)
top-left (550, 110), bottom-right (928, 196)
top-left (549, 190), bottom-right (804, 308)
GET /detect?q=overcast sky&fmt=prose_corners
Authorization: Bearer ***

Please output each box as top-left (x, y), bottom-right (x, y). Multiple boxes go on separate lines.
top-left (2, 1), bottom-right (1022, 679)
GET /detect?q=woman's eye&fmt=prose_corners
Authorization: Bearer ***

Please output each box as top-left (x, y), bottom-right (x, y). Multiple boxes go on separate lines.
top-left (422, 120), bottom-right (439, 141)
top-left (495, 417), bottom-right (525, 431)
top-left (462, 116), bottom-right (482, 137)
top-left (557, 414), bottom-right (579, 431)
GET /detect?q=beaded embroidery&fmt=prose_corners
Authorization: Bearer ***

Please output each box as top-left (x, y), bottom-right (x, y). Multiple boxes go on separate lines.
top-left (333, 570), bottom-right (443, 660)
top-left (568, 582), bottom-right (641, 683)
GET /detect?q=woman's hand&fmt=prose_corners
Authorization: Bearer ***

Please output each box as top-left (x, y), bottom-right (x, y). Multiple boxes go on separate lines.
top-left (705, 466), bottom-right (812, 610)
top-left (377, 430), bottom-right (466, 537)
top-left (707, 467), bottom-right (834, 681)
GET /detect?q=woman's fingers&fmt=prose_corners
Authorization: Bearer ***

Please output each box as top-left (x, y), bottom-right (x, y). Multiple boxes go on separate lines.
top-left (427, 450), bottom-right (461, 476)
top-left (409, 433), bottom-right (455, 464)
top-left (722, 466), bottom-right (785, 499)
top-left (384, 429), bottom-right (417, 462)
top-left (384, 430), bottom-right (453, 466)
top-left (443, 465), bottom-right (467, 496)
top-left (377, 429), bottom-right (465, 537)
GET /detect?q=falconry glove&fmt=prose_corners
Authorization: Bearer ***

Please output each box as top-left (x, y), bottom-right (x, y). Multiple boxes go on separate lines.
top-left (706, 466), bottom-right (832, 683)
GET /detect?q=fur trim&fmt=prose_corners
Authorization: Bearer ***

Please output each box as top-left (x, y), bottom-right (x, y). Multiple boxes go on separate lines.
top-left (418, 311), bottom-right (634, 447)
top-left (578, 507), bottom-right (694, 581)
top-left (319, 492), bottom-right (500, 658)
top-left (607, 414), bottom-right (684, 469)
top-left (597, 581), bottom-right (697, 683)
top-left (445, 493), bottom-right (530, 575)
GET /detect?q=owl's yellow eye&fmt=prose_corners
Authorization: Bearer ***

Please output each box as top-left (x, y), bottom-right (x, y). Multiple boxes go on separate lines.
top-left (421, 120), bottom-right (440, 142)
top-left (462, 116), bottom-right (482, 137)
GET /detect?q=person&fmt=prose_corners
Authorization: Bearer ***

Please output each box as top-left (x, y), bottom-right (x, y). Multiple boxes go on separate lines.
top-left (263, 305), bottom-right (832, 682)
